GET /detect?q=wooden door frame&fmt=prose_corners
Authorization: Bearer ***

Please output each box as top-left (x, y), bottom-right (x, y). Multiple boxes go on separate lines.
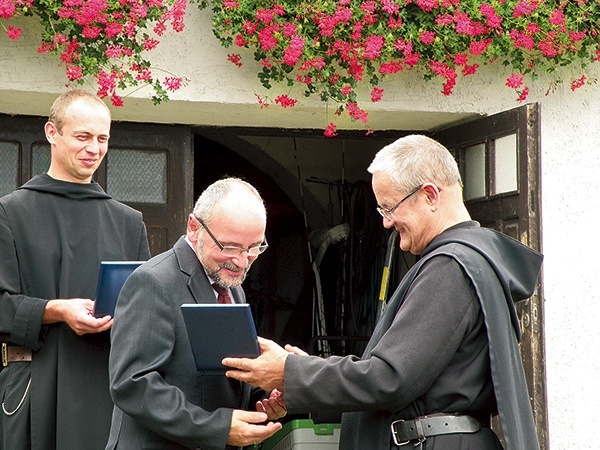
top-left (433, 103), bottom-right (547, 447)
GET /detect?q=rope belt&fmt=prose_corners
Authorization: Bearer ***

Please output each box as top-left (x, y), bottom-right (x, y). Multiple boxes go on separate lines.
top-left (391, 413), bottom-right (481, 446)
top-left (2, 343), bottom-right (32, 367)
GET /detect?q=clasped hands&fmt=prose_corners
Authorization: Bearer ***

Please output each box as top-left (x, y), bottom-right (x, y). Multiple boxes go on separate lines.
top-left (224, 337), bottom-right (308, 447)
top-left (223, 336), bottom-right (308, 392)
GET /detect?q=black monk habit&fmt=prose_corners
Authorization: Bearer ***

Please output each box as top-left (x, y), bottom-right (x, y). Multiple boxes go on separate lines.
top-left (0, 174), bottom-right (150, 450)
top-left (283, 222), bottom-right (542, 449)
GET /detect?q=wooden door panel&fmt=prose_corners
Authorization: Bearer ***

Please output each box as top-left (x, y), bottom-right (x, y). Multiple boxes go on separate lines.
top-left (98, 122), bottom-right (193, 256)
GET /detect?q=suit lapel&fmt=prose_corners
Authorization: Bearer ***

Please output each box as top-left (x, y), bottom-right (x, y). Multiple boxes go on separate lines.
top-left (173, 237), bottom-right (215, 304)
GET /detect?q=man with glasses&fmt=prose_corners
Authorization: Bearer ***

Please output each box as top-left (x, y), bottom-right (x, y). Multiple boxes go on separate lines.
top-left (106, 177), bottom-right (285, 450)
top-left (223, 135), bottom-right (542, 450)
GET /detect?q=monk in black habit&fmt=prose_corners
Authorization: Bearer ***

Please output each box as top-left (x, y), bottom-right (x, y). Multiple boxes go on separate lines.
top-left (0, 90), bottom-right (150, 449)
top-left (223, 135), bottom-right (542, 450)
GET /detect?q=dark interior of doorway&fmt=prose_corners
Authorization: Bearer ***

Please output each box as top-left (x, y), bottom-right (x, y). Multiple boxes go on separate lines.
top-left (193, 134), bottom-right (395, 359)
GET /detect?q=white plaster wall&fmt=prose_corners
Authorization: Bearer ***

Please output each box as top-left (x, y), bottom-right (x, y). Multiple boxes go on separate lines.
top-left (2, 6), bottom-right (600, 449)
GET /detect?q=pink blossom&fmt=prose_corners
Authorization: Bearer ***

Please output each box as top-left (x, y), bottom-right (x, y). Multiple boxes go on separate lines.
top-left (516, 86), bottom-right (529, 102)
top-left (135, 67), bottom-right (152, 82)
top-left (538, 36), bottom-right (559, 57)
top-left (143, 38), bottom-right (160, 51)
top-left (435, 14), bottom-right (453, 26)
top-left (364, 35), bottom-right (385, 60)
top-left (462, 64), bottom-right (479, 75)
top-left (283, 36), bottom-right (305, 67)
top-left (512, 1), bottom-right (538, 18)
top-left (348, 60), bottom-right (364, 81)
top-left (346, 102), bottom-right (368, 123)
top-left (526, 22), bottom-right (541, 34)
top-left (37, 42), bottom-right (56, 53)
top-left (60, 40), bottom-right (80, 64)
top-left (469, 39), bottom-right (492, 56)
top-left (360, 1), bottom-right (377, 13)
top-left (394, 38), bottom-right (413, 55)
top-left (223, 0), bottom-right (239, 9)
top-left (164, 76), bottom-right (184, 91)
top-left (381, 0), bottom-right (400, 15)
top-left (548, 9), bottom-right (565, 26)
top-left (283, 21), bottom-right (298, 38)
top-left (569, 31), bottom-right (586, 42)
top-left (227, 53), bottom-right (242, 67)
top-left (324, 123), bottom-right (338, 138)
top-left (300, 58), bottom-right (326, 71)
top-left (66, 64), bottom-right (83, 81)
top-left (82, 25), bottom-right (102, 39)
top-left (404, 52), bottom-right (421, 66)
top-left (242, 20), bottom-right (258, 35)
top-left (479, 3), bottom-right (503, 29)
top-left (419, 30), bottom-right (436, 45)
top-left (505, 73), bottom-right (524, 89)
top-left (416, 0), bottom-right (439, 13)
top-left (509, 30), bottom-right (535, 51)
top-left (370, 87), bottom-right (384, 102)
top-left (97, 70), bottom-right (118, 98)
top-left (261, 59), bottom-right (272, 68)
top-left (570, 75), bottom-right (586, 91)
top-left (169, 0), bottom-right (188, 33)
top-left (334, 6), bottom-right (352, 24)
top-left (351, 21), bottom-right (364, 41)
top-left (328, 73), bottom-right (340, 84)
top-left (256, 8), bottom-right (275, 24)
top-left (453, 53), bottom-right (468, 65)
top-left (295, 75), bottom-right (312, 84)
top-left (234, 34), bottom-right (247, 47)
top-left (275, 94), bottom-right (298, 108)
top-left (341, 85), bottom-right (352, 96)
top-left (379, 60), bottom-right (403, 74)
top-left (105, 23), bottom-right (123, 38)
top-left (6, 25), bottom-right (21, 40)
top-left (0, 0), bottom-right (16, 19)
top-left (105, 45), bottom-right (123, 59)
top-left (454, 12), bottom-right (486, 36)
top-left (258, 26), bottom-right (278, 51)
top-left (110, 94), bottom-right (124, 107)
top-left (387, 17), bottom-right (403, 29)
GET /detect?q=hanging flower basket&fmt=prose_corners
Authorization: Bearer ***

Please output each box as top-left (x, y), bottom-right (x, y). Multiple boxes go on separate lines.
top-left (198, 0), bottom-right (600, 135)
top-left (3, 0), bottom-right (599, 135)
top-left (1, 0), bottom-right (189, 105)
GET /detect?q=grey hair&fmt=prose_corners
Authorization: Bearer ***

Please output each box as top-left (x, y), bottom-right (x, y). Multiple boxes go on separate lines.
top-left (367, 134), bottom-right (462, 193)
top-left (192, 177), bottom-right (266, 224)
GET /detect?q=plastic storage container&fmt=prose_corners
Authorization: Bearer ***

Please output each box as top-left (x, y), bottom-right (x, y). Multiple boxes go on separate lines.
top-left (260, 419), bottom-right (341, 450)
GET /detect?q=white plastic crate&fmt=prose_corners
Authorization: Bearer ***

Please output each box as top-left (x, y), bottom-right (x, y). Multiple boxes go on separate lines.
top-left (261, 419), bottom-right (341, 450)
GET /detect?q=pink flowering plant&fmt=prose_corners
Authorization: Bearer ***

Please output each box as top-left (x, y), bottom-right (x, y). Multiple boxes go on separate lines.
top-left (1, 0), bottom-right (189, 105)
top-left (199, 0), bottom-right (600, 134)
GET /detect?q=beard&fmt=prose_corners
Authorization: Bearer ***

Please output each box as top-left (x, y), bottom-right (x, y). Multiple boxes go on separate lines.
top-left (197, 244), bottom-right (250, 289)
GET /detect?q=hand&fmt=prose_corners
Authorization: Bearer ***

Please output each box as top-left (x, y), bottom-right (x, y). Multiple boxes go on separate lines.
top-left (223, 337), bottom-right (289, 391)
top-left (284, 344), bottom-right (309, 356)
top-left (43, 299), bottom-right (113, 335)
top-left (227, 410), bottom-right (282, 447)
top-left (257, 389), bottom-right (287, 420)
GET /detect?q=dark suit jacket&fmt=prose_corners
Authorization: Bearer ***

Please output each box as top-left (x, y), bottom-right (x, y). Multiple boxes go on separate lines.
top-left (106, 237), bottom-right (256, 450)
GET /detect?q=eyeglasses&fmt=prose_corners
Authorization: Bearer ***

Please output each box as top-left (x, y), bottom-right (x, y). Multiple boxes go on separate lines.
top-left (376, 186), bottom-right (421, 220)
top-left (196, 217), bottom-right (268, 257)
